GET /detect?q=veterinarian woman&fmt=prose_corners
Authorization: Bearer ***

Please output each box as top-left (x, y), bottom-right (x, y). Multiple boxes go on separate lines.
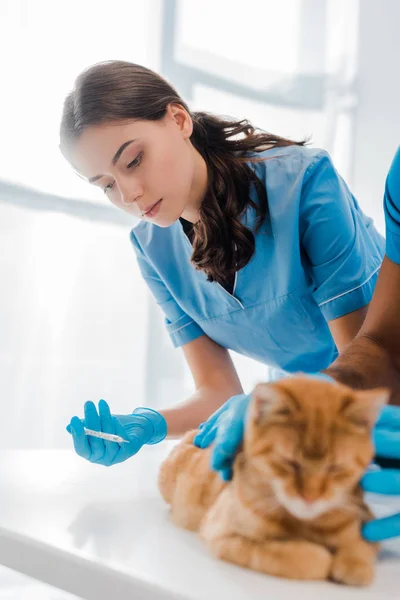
top-left (61, 61), bottom-right (384, 470)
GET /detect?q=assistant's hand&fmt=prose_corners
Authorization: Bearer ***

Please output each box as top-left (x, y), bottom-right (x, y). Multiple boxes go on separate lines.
top-left (362, 405), bottom-right (400, 542)
top-left (66, 400), bottom-right (167, 466)
top-left (193, 393), bottom-right (251, 481)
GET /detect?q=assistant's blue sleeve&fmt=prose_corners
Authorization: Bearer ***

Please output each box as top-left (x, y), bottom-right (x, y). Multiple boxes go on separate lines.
top-left (300, 151), bottom-right (384, 322)
top-left (130, 230), bottom-right (204, 347)
top-left (384, 147), bottom-right (400, 265)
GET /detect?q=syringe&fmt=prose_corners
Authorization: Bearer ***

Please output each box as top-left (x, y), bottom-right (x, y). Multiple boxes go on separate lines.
top-left (84, 428), bottom-right (129, 444)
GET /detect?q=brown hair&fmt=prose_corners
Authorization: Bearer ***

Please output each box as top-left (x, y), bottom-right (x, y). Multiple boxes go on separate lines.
top-left (59, 60), bottom-right (306, 285)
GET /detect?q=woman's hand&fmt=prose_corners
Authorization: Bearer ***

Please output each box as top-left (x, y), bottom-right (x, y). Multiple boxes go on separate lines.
top-left (193, 393), bottom-right (251, 480)
top-left (67, 400), bottom-right (167, 466)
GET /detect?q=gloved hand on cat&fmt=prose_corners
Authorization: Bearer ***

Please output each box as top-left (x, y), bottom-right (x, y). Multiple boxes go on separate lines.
top-left (193, 392), bottom-right (251, 481)
top-left (66, 399), bottom-right (167, 466)
top-left (194, 378), bottom-right (400, 542)
top-left (361, 404), bottom-right (400, 542)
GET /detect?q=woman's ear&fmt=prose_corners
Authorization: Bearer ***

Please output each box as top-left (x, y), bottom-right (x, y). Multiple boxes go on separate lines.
top-left (167, 103), bottom-right (193, 139)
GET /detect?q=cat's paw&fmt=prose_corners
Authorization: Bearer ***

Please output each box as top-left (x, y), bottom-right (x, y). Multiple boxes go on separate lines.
top-left (330, 552), bottom-right (374, 586)
top-left (291, 544), bottom-right (332, 580)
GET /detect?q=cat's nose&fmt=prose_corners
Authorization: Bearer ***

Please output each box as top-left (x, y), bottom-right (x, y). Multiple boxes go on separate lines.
top-left (302, 493), bottom-right (316, 504)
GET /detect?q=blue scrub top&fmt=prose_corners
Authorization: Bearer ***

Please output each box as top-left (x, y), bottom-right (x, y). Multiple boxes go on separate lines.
top-left (384, 147), bottom-right (400, 264)
top-left (130, 146), bottom-right (384, 373)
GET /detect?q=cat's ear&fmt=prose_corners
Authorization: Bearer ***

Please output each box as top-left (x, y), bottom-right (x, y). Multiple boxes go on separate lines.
top-left (250, 383), bottom-right (293, 424)
top-left (342, 388), bottom-right (390, 429)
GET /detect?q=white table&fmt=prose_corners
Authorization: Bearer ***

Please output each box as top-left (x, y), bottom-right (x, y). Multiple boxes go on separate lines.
top-left (0, 447), bottom-right (399, 600)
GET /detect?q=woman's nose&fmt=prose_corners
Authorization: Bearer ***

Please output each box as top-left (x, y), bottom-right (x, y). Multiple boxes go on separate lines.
top-left (118, 176), bottom-right (143, 207)
top-left (121, 192), bottom-right (141, 206)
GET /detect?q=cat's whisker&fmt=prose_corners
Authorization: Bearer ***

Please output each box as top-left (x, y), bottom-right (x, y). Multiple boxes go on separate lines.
top-left (254, 498), bottom-right (281, 516)
top-left (262, 503), bottom-right (281, 516)
top-left (338, 503), bottom-right (365, 518)
top-left (340, 506), bottom-right (359, 516)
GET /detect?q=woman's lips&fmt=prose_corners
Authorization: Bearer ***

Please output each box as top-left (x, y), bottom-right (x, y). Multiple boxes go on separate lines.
top-left (143, 199), bottom-right (162, 218)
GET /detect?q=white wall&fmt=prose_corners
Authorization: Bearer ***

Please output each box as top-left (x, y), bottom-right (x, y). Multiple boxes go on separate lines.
top-left (352, 0), bottom-right (400, 234)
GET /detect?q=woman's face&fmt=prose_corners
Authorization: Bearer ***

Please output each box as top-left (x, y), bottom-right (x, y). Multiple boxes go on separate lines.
top-left (71, 104), bottom-right (206, 226)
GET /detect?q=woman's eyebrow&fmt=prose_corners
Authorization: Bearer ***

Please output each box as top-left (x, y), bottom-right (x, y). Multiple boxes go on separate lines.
top-left (88, 139), bottom-right (137, 183)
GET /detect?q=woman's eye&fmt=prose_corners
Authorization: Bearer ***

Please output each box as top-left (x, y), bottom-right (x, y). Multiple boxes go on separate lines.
top-left (102, 182), bottom-right (114, 194)
top-left (127, 152), bottom-right (143, 169)
top-left (102, 153), bottom-right (143, 194)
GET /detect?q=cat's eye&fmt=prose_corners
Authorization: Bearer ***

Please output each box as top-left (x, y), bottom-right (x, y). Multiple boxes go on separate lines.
top-left (283, 459), bottom-right (301, 472)
top-left (328, 464), bottom-right (345, 475)
top-left (275, 407), bottom-right (292, 417)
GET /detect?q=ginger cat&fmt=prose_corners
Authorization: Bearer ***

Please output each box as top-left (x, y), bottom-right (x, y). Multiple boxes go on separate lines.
top-left (158, 376), bottom-right (389, 586)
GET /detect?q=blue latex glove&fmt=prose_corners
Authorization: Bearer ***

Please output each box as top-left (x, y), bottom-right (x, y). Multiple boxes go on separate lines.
top-left (361, 405), bottom-right (400, 542)
top-left (66, 399), bottom-right (167, 466)
top-left (193, 393), bottom-right (251, 481)
top-left (193, 373), bottom-right (334, 481)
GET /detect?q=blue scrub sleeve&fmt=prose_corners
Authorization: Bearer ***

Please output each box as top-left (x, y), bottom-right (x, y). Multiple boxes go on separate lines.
top-left (130, 230), bottom-right (204, 347)
top-left (300, 151), bottom-right (384, 322)
top-left (384, 147), bottom-right (400, 265)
